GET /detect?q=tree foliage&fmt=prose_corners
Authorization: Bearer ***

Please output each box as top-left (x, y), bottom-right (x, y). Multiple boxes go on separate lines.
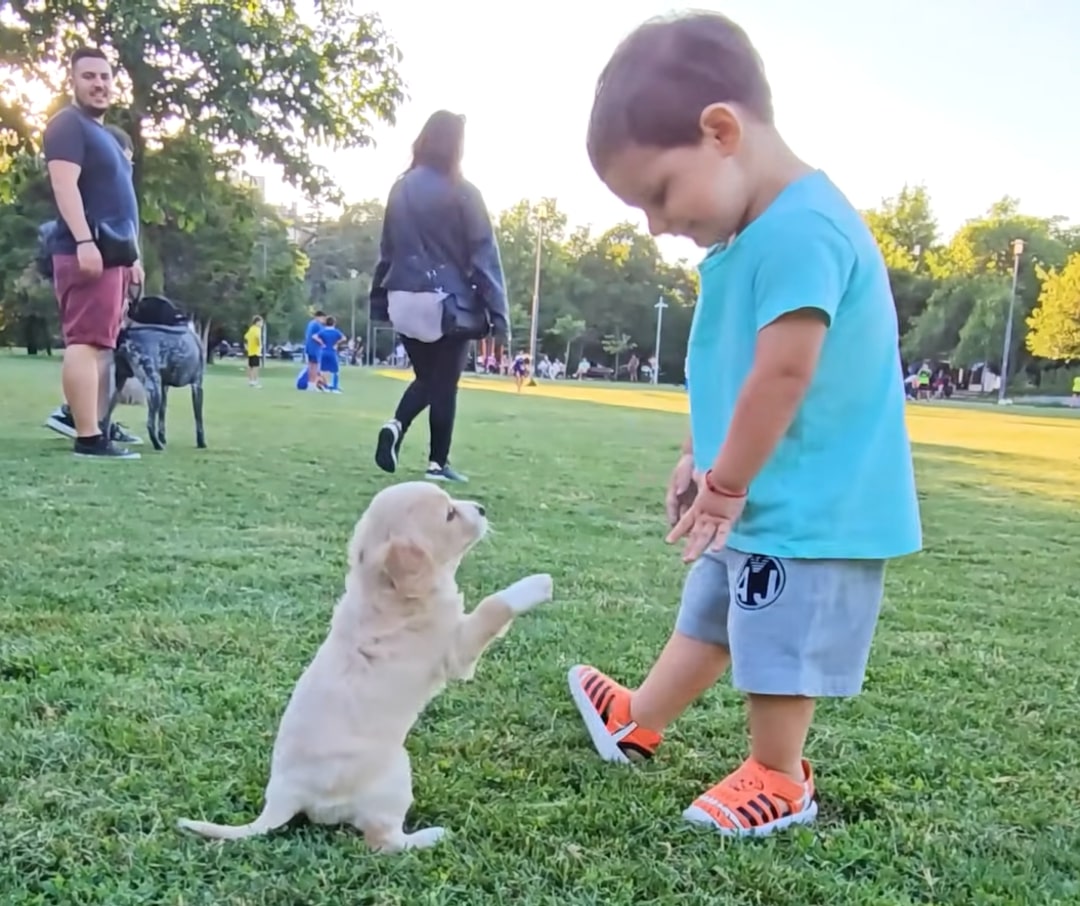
top-left (0, 0), bottom-right (404, 198)
top-left (1026, 253), bottom-right (1080, 362)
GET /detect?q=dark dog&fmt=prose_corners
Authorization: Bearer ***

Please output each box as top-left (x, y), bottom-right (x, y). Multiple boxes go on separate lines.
top-left (104, 294), bottom-right (206, 451)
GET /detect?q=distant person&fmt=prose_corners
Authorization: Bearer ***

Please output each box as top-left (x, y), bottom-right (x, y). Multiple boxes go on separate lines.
top-left (1072, 374), bottom-right (1080, 407)
top-left (369, 110), bottom-right (509, 482)
top-left (512, 351), bottom-right (528, 392)
top-left (303, 310), bottom-right (327, 391)
top-left (627, 352), bottom-right (640, 382)
top-left (317, 316), bottom-right (346, 393)
top-left (244, 315), bottom-right (263, 387)
top-left (564, 11), bottom-right (921, 839)
top-left (41, 53), bottom-right (143, 457)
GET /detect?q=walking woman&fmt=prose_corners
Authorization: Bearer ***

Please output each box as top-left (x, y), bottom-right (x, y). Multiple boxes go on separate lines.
top-left (369, 110), bottom-right (509, 482)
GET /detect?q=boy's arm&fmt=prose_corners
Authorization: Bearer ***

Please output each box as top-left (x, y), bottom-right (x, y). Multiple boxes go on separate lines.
top-left (706, 216), bottom-right (854, 493)
top-left (707, 312), bottom-right (826, 492)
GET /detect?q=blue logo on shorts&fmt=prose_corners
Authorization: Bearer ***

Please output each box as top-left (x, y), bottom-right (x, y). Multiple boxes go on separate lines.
top-left (734, 555), bottom-right (786, 610)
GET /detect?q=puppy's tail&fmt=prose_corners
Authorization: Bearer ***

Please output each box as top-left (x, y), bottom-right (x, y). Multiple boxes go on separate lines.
top-left (177, 798), bottom-right (295, 841)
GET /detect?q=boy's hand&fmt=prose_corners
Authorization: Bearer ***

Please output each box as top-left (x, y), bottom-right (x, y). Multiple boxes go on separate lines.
top-left (665, 453), bottom-right (697, 527)
top-left (666, 483), bottom-right (746, 563)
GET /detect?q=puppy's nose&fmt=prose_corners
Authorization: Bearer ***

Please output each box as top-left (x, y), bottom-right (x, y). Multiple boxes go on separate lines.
top-left (475, 503), bottom-right (486, 517)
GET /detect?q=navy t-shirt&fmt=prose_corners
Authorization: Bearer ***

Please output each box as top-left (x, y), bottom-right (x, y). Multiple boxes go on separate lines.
top-left (42, 106), bottom-right (139, 255)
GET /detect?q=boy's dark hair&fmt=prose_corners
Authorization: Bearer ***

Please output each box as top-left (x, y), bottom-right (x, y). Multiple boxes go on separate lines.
top-left (70, 47), bottom-right (110, 69)
top-left (313, 309), bottom-right (326, 318)
top-left (410, 110), bottom-right (466, 179)
top-left (587, 12), bottom-right (773, 173)
top-left (104, 124), bottom-right (133, 153)
top-left (325, 316), bottom-right (336, 327)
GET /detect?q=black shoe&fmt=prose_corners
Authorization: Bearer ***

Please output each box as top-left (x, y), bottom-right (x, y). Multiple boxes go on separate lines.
top-left (45, 406), bottom-right (77, 439)
top-left (73, 435), bottom-right (141, 460)
top-left (375, 420), bottom-right (402, 474)
top-left (425, 462), bottom-right (468, 483)
top-left (107, 421), bottom-right (143, 445)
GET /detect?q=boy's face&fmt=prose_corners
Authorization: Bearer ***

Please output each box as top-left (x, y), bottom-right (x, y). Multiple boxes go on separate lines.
top-left (599, 104), bottom-right (752, 248)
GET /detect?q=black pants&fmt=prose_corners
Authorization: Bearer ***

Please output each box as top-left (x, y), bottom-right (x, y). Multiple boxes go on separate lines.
top-left (395, 335), bottom-right (470, 467)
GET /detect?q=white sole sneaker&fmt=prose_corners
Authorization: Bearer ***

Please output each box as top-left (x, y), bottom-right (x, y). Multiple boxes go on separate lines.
top-left (682, 799), bottom-right (818, 837)
top-left (566, 666), bottom-right (632, 765)
top-left (45, 414), bottom-right (77, 439)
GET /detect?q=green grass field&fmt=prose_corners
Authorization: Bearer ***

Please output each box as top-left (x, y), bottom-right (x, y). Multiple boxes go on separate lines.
top-left (1, 353), bottom-right (1078, 905)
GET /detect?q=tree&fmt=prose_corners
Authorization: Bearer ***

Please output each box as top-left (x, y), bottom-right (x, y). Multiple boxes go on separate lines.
top-left (902, 274), bottom-right (1009, 365)
top-left (1026, 253), bottom-right (1080, 362)
top-left (546, 314), bottom-right (586, 365)
top-left (862, 184), bottom-right (939, 272)
top-left (141, 132), bottom-right (307, 346)
top-left (0, 0), bottom-right (405, 199)
top-left (602, 332), bottom-right (633, 373)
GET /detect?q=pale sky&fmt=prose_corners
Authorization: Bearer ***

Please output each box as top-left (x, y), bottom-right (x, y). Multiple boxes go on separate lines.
top-left (257, 0), bottom-right (1077, 264)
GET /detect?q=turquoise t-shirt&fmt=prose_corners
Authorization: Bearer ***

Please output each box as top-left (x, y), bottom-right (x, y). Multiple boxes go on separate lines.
top-left (686, 170), bottom-right (922, 560)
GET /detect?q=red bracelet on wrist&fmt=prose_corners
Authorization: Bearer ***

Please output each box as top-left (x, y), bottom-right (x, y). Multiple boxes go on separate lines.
top-left (704, 469), bottom-right (747, 498)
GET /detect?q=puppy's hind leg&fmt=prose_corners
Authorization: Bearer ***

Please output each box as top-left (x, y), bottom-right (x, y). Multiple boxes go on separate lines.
top-left (352, 748), bottom-right (445, 854)
top-left (445, 574), bottom-right (554, 681)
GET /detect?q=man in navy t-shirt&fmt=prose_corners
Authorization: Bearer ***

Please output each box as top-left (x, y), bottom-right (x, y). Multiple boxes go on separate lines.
top-left (42, 46), bottom-right (143, 459)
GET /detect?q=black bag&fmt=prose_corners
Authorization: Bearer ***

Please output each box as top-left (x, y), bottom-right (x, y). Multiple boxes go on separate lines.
top-left (92, 219), bottom-right (140, 269)
top-left (34, 218), bottom-right (138, 277)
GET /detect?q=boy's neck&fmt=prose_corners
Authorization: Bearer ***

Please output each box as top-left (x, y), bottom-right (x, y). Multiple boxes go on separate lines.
top-left (739, 131), bottom-right (814, 233)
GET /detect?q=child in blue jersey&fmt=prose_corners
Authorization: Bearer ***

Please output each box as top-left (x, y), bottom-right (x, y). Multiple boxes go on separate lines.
top-left (303, 310), bottom-right (328, 390)
top-left (317, 317), bottom-right (345, 392)
top-left (566, 11), bottom-right (922, 838)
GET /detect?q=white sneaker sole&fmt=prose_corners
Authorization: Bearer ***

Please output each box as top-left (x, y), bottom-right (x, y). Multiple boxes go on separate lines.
top-left (45, 416), bottom-right (77, 439)
top-left (566, 666), bottom-right (631, 765)
top-left (682, 798), bottom-right (818, 837)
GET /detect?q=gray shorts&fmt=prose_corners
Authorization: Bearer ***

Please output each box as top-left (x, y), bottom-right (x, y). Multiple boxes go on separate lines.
top-left (674, 548), bottom-right (886, 698)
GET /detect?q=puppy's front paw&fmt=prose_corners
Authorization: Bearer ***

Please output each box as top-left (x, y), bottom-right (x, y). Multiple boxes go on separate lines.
top-left (500, 573), bottom-right (554, 615)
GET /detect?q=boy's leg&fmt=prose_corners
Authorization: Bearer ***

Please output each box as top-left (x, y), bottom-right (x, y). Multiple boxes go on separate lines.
top-left (682, 552), bottom-right (886, 837)
top-left (567, 551), bottom-right (732, 763)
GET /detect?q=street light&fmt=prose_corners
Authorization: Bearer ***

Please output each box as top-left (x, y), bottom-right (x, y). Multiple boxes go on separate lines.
top-left (527, 213), bottom-right (544, 386)
top-left (997, 238), bottom-right (1025, 404)
top-left (652, 295), bottom-right (668, 385)
top-left (347, 268), bottom-right (358, 366)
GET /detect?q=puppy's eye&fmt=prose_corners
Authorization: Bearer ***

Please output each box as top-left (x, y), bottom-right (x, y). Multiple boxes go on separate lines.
top-left (446, 508), bottom-right (457, 522)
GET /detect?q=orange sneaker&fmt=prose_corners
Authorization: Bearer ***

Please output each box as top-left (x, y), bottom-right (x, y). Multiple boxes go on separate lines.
top-left (566, 665), bottom-right (662, 764)
top-left (682, 757), bottom-right (817, 837)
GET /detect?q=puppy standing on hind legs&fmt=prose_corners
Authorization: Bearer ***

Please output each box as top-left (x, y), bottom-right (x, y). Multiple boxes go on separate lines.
top-left (177, 481), bottom-right (554, 853)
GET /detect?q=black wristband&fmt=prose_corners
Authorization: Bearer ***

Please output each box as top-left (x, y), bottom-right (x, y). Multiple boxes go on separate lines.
top-left (75, 239), bottom-right (95, 246)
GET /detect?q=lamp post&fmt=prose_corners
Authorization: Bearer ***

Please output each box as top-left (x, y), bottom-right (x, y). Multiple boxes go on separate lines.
top-left (997, 238), bottom-right (1025, 404)
top-left (347, 268), bottom-right (359, 366)
top-left (652, 295), bottom-right (668, 385)
top-left (527, 213), bottom-right (543, 386)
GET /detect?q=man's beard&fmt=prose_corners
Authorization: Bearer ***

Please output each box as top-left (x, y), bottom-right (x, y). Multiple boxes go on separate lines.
top-left (74, 92), bottom-right (110, 115)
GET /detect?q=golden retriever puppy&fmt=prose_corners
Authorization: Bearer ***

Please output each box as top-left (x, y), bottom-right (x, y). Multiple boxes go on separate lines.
top-left (177, 481), bottom-right (553, 853)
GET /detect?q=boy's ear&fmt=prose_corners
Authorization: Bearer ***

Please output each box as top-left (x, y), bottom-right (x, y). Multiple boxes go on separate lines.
top-left (699, 103), bottom-right (742, 152)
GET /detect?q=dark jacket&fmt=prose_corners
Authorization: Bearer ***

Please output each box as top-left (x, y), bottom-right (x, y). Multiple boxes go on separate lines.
top-left (369, 165), bottom-right (509, 340)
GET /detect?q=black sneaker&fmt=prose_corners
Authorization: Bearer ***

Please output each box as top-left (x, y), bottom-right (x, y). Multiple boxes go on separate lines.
top-left (73, 435), bottom-right (141, 460)
top-left (45, 406), bottom-right (77, 439)
top-left (108, 421), bottom-right (143, 445)
top-left (375, 420), bottom-right (402, 474)
top-left (425, 462), bottom-right (468, 483)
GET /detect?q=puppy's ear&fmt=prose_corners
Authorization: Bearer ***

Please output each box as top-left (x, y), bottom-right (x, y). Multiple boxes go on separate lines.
top-left (375, 538), bottom-right (434, 598)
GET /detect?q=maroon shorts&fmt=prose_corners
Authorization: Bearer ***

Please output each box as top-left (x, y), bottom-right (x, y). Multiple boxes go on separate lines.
top-left (52, 254), bottom-right (128, 350)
